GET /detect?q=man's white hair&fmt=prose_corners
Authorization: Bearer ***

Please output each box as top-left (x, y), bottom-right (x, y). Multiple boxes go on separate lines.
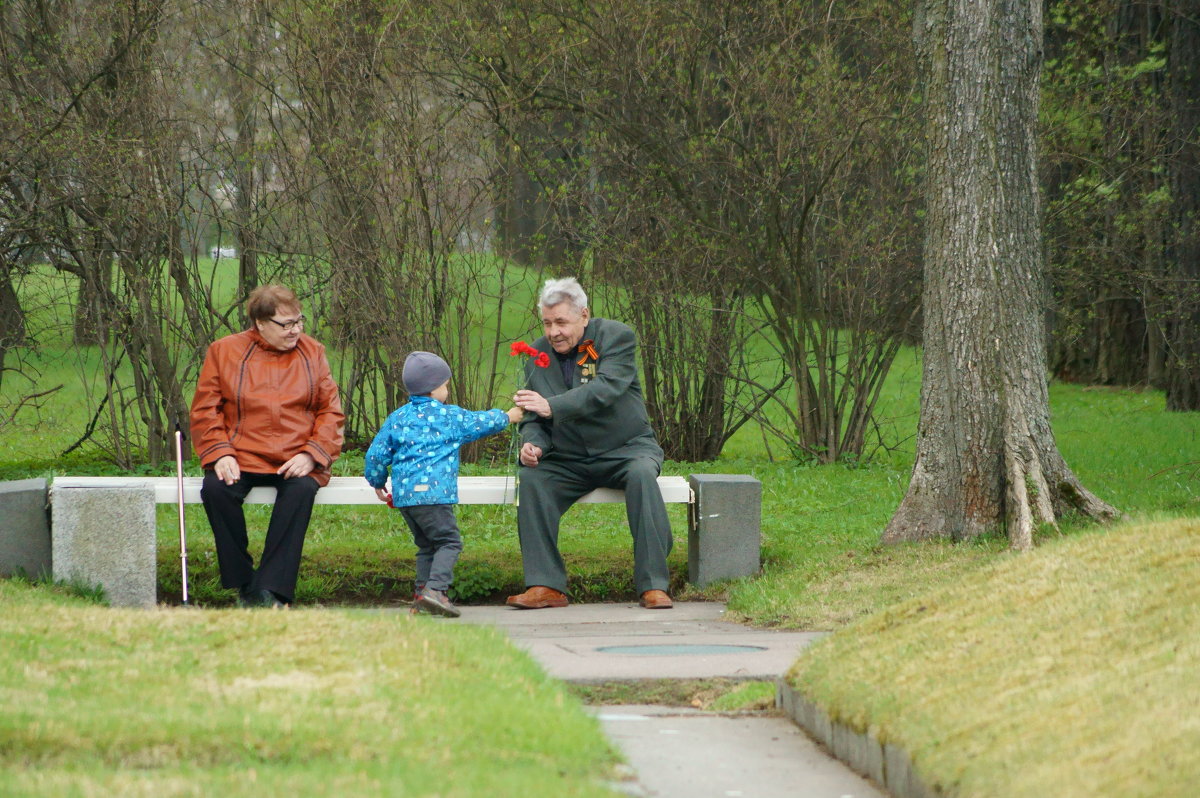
top-left (539, 277), bottom-right (588, 313)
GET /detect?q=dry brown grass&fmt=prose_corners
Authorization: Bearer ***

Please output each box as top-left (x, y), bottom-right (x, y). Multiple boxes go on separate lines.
top-left (788, 518), bottom-right (1200, 797)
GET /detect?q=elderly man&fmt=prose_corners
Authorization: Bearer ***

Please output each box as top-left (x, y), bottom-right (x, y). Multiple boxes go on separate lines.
top-left (191, 284), bottom-right (344, 608)
top-left (510, 277), bottom-right (674, 610)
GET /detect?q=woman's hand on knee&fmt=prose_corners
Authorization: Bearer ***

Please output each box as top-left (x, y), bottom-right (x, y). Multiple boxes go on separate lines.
top-left (215, 455), bottom-right (241, 485)
top-left (277, 452), bottom-right (316, 479)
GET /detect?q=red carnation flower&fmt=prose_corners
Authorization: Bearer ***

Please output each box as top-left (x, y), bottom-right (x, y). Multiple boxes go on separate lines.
top-left (510, 341), bottom-right (549, 367)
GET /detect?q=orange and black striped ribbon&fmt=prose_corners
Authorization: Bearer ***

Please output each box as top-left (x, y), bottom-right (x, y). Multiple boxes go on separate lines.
top-left (576, 340), bottom-right (599, 365)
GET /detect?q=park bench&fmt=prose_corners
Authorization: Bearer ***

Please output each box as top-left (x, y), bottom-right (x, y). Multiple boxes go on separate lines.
top-left (0, 473), bottom-right (761, 608)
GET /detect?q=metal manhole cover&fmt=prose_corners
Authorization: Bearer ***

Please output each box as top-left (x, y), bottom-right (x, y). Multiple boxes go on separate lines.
top-left (595, 644), bottom-right (768, 656)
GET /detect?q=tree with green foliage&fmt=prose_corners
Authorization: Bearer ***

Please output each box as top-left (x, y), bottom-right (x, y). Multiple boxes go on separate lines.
top-left (1041, 0), bottom-right (1170, 388)
top-left (1164, 0), bottom-right (1200, 410)
top-left (440, 0), bottom-right (922, 462)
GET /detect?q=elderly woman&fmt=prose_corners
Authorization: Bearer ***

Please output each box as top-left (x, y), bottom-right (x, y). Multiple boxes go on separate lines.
top-left (190, 284), bottom-right (344, 608)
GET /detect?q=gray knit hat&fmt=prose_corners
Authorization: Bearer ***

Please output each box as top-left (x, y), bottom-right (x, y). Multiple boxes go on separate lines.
top-left (403, 351), bottom-right (452, 395)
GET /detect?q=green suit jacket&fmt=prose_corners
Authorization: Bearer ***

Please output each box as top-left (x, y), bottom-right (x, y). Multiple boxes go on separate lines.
top-left (519, 318), bottom-right (663, 461)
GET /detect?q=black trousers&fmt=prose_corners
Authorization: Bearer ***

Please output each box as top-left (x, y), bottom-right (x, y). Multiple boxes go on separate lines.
top-left (200, 470), bottom-right (319, 603)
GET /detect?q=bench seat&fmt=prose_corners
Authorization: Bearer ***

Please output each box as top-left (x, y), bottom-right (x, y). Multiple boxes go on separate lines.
top-left (50, 475), bottom-right (694, 505)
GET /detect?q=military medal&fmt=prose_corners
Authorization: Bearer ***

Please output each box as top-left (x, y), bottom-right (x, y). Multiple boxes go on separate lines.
top-left (577, 339), bottom-right (599, 383)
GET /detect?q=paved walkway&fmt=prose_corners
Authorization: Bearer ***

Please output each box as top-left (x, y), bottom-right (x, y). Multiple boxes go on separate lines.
top-left (455, 601), bottom-right (820, 681)
top-left (450, 601), bottom-right (885, 798)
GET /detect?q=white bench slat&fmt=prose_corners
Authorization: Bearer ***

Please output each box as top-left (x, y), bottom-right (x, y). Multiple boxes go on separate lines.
top-left (51, 475), bottom-right (694, 505)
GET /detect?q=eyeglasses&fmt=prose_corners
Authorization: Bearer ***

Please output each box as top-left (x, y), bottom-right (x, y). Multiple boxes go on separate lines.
top-left (264, 315), bottom-right (305, 332)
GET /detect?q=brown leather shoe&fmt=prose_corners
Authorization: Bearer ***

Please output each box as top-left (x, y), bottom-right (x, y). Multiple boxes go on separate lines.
top-left (506, 586), bottom-right (569, 609)
top-left (639, 589), bottom-right (673, 609)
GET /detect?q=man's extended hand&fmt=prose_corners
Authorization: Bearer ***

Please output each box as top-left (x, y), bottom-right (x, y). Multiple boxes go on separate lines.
top-left (520, 442), bottom-right (543, 467)
top-left (514, 389), bottom-right (552, 418)
top-left (277, 451), bottom-right (316, 479)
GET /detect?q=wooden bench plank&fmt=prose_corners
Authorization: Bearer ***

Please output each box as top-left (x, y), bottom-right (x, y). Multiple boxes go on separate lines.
top-left (51, 475), bottom-right (694, 505)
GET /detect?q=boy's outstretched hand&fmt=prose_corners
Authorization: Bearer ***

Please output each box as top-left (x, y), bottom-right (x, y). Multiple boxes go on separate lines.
top-left (506, 406), bottom-right (524, 423)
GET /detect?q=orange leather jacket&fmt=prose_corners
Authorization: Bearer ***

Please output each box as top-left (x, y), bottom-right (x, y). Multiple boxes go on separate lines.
top-left (190, 329), bottom-right (345, 486)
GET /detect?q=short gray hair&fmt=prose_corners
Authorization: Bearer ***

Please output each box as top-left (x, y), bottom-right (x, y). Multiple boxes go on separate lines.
top-left (539, 277), bottom-right (588, 313)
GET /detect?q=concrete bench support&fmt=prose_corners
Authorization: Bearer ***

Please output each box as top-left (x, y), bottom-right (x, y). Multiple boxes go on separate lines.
top-left (50, 485), bottom-right (157, 609)
top-left (687, 474), bottom-right (762, 587)
top-left (0, 478), bottom-right (52, 579)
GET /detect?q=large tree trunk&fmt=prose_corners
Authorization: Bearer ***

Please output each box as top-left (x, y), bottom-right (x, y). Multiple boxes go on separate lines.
top-left (1165, 0), bottom-right (1200, 410)
top-left (885, 0), bottom-right (1117, 550)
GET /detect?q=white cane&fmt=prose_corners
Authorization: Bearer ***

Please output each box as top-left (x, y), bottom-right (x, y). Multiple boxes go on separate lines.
top-left (174, 421), bottom-right (190, 606)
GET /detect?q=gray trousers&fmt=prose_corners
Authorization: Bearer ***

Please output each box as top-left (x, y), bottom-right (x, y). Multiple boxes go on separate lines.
top-left (398, 504), bottom-right (462, 592)
top-left (516, 444), bottom-right (672, 595)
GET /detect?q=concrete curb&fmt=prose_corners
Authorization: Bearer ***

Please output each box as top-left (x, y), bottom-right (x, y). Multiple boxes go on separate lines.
top-left (776, 678), bottom-right (944, 798)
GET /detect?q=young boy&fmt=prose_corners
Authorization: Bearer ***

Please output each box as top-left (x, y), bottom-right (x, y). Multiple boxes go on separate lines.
top-left (365, 351), bottom-right (522, 617)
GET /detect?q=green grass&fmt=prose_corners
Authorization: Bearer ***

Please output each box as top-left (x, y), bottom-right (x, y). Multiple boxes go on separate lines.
top-left (717, 380), bottom-right (1200, 630)
top-left (0, 579), bottom-right (622, 797)
top-left (786, 518), bottom-right (1200, 797)
top-left (6, 280), bottom-right (1200, 796)
top-left (152, 490), bottom-right (694, 608)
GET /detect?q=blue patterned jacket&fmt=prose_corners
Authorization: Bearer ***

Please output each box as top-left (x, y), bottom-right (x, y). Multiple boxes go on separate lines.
top-left (364, 396), bottom-right (509, 507)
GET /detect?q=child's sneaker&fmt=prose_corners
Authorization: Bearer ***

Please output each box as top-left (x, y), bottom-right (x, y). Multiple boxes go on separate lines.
top-left (414, 587), bottom-right (461, 618)
top-left (407, 583), bottom-right (426, 614)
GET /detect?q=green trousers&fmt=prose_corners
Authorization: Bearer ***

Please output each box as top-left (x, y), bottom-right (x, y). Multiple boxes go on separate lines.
top-left (516, 442), bottom-right (673, 595)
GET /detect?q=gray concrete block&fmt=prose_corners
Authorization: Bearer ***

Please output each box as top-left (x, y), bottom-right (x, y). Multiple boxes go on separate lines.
top-left (885, 742), bottom-right (942, 798)
top-left (779, 681), bottom-right (834, 749)
top-left (838, 724), bottom-right (885, 787)
top-left (813, 703), bottom-right (834, 748)
top-left (0, 479), bottom-right (51, 579)
top-left (687, 474), bottom-right (761, 587)
top-left (779, 679), bottom-right (944, 797)
top-left (50, 485), bottom-right (157, 608)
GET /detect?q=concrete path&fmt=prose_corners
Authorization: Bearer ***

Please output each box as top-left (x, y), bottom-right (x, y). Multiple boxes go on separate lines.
top-left (596, 704), bottom-right (885, 798)
top-left (451, 601), bottom-right (885, 797)
top-left (455, 601), bottom-right (821, 682)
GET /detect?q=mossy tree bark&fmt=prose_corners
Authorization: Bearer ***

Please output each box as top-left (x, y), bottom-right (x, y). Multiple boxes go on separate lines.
top-left (884, 0), bottom-right (1119, 550)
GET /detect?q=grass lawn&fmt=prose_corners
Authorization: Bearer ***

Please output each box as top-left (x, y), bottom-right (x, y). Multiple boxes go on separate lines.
top-left (787, 517), bottom-right (1200, 797)
top-left (5, 265), bottom-right (1200, 794)
top-left (0, 579), bottom-right (623, 797)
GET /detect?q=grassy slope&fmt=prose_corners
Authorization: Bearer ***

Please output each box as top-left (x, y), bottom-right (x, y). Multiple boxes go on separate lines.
top-left (0, 579), bottom-right (621, 797)
top-left (720, 378), bottom-right (1199, 630)
top-left (787, 518), bottom-right (1200, 797)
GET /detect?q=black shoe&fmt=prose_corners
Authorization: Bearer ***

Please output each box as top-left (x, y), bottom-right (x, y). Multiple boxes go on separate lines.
top-left (257, 589), bottom-right (287, 609)
top-left (239, 588), bottom-right (285, 609)
top-left (237, 586), bottom-right (262, 608)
